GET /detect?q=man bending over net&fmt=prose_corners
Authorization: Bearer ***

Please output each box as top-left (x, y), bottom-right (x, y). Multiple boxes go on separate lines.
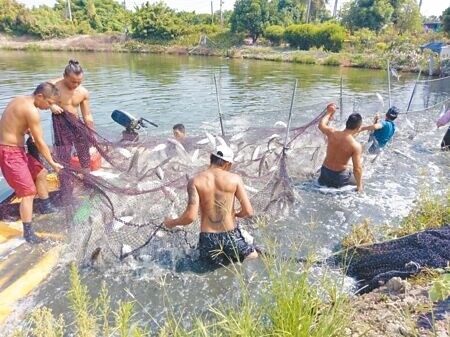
top-left (49, 59), bottom-right (94, 171)
top-left (164, 144), bottom-right (258, 266)
top-left (318, 103), bottom-right (363, 192)
top-left (0, 83), bottom-right (63, 243)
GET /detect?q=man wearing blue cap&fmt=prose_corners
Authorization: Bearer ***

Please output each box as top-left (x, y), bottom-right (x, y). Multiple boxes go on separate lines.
top-left (361, 106), bottom-right (400, 154)
top-left (164, 144), bottom-right (258, 266)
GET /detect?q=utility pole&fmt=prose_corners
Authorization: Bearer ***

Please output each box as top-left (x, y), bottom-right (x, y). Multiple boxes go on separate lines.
top-left (419, 0), bottom-right (422, 10)
top-left (211, 1), bottom-right (214, 24)
top-left (333, 0), bottom-right (338, 18)
top-left (67, 0), bottom-right (72, 21)
top-left (123, 0), bottom-right (126, 9)
top-left (306, 0), bottom-right (312, 23)
top-left (220, 0), bottom-right (224, 26)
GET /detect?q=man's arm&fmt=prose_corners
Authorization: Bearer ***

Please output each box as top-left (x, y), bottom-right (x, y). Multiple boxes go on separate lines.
top-left (48, 78), bottom-right (65, 114)
top-left (27, 109), bottom-right (63, 173)
top-left (360, 122), bottom-right (383, 132)
top-left (164, 179), bottom-right (199, 228)
top-left (351, 143), bottom-right (363, 192)
top-left (234, 176), bottom-right (253, 218)
top-left (360, 116), bottom-right (383, 132)
top-left (80, 90), bottom-right (94, 129)
top-left (318, 105), bottom-right (336, 135)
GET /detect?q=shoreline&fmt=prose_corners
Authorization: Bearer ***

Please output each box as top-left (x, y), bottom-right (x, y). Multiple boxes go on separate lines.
top-left (0, 33), bottom-right (438, 74)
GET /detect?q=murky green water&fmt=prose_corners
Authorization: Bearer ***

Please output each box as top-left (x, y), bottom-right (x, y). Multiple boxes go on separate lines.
top-left (0, 51), bottom-right (449, 332)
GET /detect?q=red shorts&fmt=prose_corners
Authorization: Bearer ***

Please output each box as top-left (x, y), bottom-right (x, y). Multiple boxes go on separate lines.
top-left (0, 145), bottom-right (44, 197)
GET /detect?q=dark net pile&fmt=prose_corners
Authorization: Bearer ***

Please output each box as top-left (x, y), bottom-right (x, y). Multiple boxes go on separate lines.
top-left (341, 225), bottom-right (450, 294)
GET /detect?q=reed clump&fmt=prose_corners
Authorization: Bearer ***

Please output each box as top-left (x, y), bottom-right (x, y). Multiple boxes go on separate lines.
top-left (12, 253), bottom-right (352, 336)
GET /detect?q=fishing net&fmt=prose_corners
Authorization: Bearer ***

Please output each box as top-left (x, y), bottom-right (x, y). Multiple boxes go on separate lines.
top-left (340, 225), bottom-right (450, 294)
top-left (47, 102), bottom-right (329, 266)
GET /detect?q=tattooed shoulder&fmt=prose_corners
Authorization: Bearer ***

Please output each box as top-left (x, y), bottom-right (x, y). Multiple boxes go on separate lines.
top-left (187, 179), bottom-right (198, 205)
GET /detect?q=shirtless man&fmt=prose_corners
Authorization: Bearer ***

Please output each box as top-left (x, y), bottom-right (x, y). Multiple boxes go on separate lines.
top-left (164, 144), bottom-right (258, 265)
top-left (0, 83), bottom-right (63, 243)
top-left (49, 59), bottom-right (93, 170)
top-left (318, 103), bottom-right (363, 192)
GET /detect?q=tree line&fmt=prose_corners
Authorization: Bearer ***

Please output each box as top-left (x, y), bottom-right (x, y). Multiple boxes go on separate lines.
top-left (0, 0), bottom-right (449, 52)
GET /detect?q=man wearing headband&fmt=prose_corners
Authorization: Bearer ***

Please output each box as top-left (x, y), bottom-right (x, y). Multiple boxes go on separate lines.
top-left (164, 144), bottom-right (258, 266)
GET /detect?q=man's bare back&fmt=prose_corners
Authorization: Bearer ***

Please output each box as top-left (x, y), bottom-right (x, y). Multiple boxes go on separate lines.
top-left (322, 131), bottom-right (361, 172)
top-left (193, 167), bottom-right (252, 233)
top-left (164, 145), bottom-right (257, 263)
top-left (318, 104), bottom-right (363, 191)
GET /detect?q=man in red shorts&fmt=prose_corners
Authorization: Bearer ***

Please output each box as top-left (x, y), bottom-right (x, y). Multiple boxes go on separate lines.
top-left (0, 82), bottom-right (63, 243)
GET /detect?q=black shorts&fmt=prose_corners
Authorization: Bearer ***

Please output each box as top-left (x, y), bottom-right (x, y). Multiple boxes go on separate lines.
top-left (198, 228), bottom-right (255, 266)
top-left (441, 127), bottom-right (450, 150)
top-left (318, 165), bottom-right (356, 188)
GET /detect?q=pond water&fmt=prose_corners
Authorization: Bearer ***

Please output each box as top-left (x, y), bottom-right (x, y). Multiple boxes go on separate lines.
top-left (0, 50), bottom-right (449, 331)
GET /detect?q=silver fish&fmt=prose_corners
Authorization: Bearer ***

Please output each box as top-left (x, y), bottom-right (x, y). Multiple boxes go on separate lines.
top-left (274, 121), bottom-right (287, 128)
top-left (152, 143), bottom-right (167, 152)
top-left (156, 166), bottom-right (164, 180)
top-left (191, 149), bottom-right (200, 162)
top-left (252, 145), bottom-right (261, 161)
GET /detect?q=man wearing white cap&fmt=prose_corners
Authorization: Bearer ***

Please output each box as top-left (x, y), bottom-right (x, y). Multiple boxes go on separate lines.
top-left (164, 144), bottom-right (258, 266)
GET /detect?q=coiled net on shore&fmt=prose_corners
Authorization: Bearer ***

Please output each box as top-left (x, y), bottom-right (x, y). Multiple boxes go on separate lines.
top-left (341, 225), bottom-right (450, 294)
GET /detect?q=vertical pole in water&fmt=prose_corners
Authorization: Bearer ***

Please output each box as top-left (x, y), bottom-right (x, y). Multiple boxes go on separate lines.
top-left (406, 69), bottom-right (421, 113)
top-left (429, 55), bottom-right (433, 76)
top-left (339, 76), bottom-right (343, 120)
top-left (387, 59), bottom-right (392, 108)
top-left (284, 79), bottom-right (298, 150)
top-left (67, 0), bottom-right (72, 21)
top-left (214, 74), bottom-right (226, 137)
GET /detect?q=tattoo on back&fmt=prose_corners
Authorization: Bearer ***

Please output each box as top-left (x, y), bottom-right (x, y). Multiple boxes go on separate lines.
top-left (208, 193), bottom-right (228, 228)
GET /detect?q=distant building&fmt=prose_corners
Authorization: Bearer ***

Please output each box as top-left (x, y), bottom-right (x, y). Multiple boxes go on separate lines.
top-left (423, 22), bottom-right (441, 33)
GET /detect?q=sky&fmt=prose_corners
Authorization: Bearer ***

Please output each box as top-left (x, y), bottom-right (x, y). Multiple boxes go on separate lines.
top-left (17, 0), bottom-right (448, 18)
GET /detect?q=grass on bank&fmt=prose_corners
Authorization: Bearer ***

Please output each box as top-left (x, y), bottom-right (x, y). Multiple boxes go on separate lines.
top-left (11, 253), bottom-right (353, 337)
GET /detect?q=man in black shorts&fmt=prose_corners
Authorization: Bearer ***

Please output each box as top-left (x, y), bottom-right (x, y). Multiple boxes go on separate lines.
top-left (164, 144), bottom-right (258, 266)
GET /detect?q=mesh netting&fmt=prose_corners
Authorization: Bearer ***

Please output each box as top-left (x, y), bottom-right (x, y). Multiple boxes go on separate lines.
top-left (0, 75), bottom-right (448, 271)
top-left (48, 102), bottom-right (329, 265)
top-left (341, 225), bottom-right (450, 294)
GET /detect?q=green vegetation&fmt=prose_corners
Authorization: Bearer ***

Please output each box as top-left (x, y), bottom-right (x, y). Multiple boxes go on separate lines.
top-left (443, 6), bottom-right (450, 36)
top-left (341, 187), bottom-right (450, 248)
top-left (0, 0), bottom-right (449, 71)
top-left (12, 257), bottom-right (352, 336)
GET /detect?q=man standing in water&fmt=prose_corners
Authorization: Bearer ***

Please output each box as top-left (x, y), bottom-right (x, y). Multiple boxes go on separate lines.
top-left (0, 83), bottom-right (63, 243)
top-left (318, 103), bottom-right (363, 192)
top-left (437, 107), bottom-right (450, 150)
top-left (360, 106), bottom-right (399, 154)
top-left (164, 144), bottom-right (258, 265)
top-left (49, 59), bottom-right (94, 170)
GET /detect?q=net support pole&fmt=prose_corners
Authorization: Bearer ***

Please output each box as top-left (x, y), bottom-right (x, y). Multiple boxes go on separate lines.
top-left (214, 74), bottom-right (226, 137)
top-left (406, 69), bottom-right (421, 113)
top-left (387, 60), bottom-right (392, 108)
top-left (283, 79), bottom-right (298, 150)
top-left (339, 76), bottom-right (343, 120)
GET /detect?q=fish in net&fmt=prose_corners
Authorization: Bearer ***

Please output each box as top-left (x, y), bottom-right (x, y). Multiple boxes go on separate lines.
top-left (49, 103), bottom-right (329, 267)
top-left (339, 225), bottom-right (450, 294)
